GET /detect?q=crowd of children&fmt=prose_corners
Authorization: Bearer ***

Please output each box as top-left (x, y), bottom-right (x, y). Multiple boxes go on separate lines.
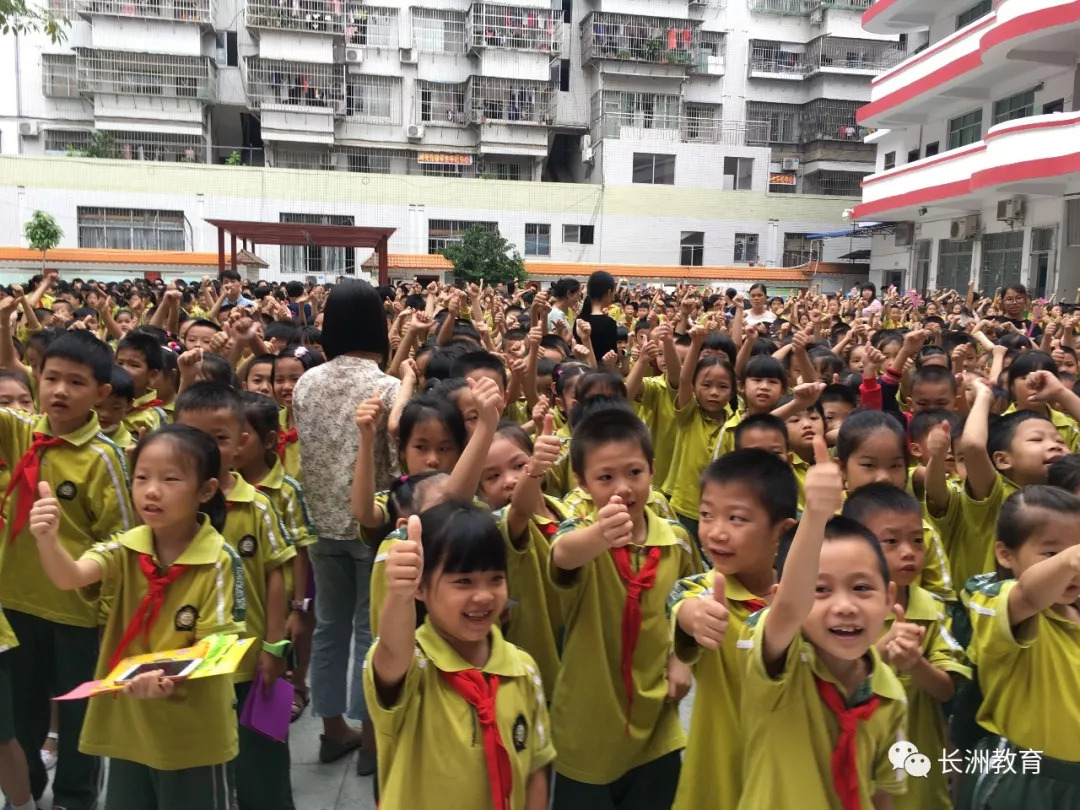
top-left (0, 269), bottom-right (1078, 810)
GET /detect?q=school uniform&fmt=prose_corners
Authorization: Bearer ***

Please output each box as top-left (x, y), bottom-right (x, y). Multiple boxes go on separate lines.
top-left (363, 621), bottom-right (556, 810)
top-left (494, 495), bottom-right (573, 700)
top-left (548, 511), bottom-right (698, 808)
top-left (124, 389), bottom-right (168, 437)
top-left (102, 421), bottom-right (136, 450)
top-left (254, 460), bottom-right (316, 600)
top-left (78, 520), bottom-right (246, 810)
top-left (664, 395), bottom-right (731, 532)
top-left (667, 571), bottom-right (767, 810)
top-left (562, 485), bottom-right (678, 523)
top-left (360, 489), bottom-right (393, 547)
top-left (959, 473), bottom-right (1020, 582)
top-left (0, 408), bottom-right (134, 810)
top-left (738, 612), bottom-right (908, 810)
top-left (503, 398), bottom-right (530, 426)
top-left (632, 376), bottom-right (677, 491)
top-left (224, 474), bottom-right (297, 810)
top-left (881, 585), bottom-right (971, 810)
top-left (277, 408), bottom-right (302, 482)
top-left (960, 579), bottom-right (1080, 809)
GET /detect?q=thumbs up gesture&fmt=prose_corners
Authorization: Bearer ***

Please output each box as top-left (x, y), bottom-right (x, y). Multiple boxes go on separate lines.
top-left (527, 413), bottom-right (561, 478)
top-left (386, 515), bottom-right (424, 596)
top-left (597, 495), bottom-right (634, 548)
top-left (682, 572), bottom-right (731, 651)
top-left (29, 481), bottom-right (61, 544)
top-left (802, 436), bottom-right (844, 520)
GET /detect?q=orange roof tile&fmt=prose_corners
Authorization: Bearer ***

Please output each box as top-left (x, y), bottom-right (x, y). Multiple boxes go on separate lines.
top-left (0, 247), bottom-right (222, 266)
top-left (363, 254), bottom-right (454, 270)
top-left (524, 262), bottom-right (814, 282)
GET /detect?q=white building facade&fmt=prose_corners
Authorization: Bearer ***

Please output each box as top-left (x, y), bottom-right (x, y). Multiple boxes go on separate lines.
top-left (855, 0), bottom-right (1080, 298)
top-left (0, 0), bottom-right (903, 278)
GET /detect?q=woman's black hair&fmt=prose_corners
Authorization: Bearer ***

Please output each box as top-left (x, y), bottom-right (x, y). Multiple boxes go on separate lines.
top-left (749, 283), bottom-right (768, 296)
top-left (1005, 349), bottom-right (1057, 393)
top-left (419, 500), bottom-right (507, 578)
top-left (835, 409), bottom-right (908, 466)
top-left (320, 279), bottom-right (390, 364)
top-left (859, 282), bottom-right (877, 299)
top-left (995, 485), bottom-right (1080, 577)
top-left (132, 424), bottom-right (227, 532)
top-left (550, 277), bottom-right (581, 300)
top-left (398, 394), bottom-right (467, 464)
top-left (578, 270), bottom-right (615, 322)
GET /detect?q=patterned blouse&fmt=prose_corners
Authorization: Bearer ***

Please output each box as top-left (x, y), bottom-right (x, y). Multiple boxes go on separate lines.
top-left (293, 356), bottom-right (400, 541)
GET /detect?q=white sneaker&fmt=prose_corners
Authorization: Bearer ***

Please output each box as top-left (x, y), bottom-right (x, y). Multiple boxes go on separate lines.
top-left (40, 732), bottom-right (58, 770)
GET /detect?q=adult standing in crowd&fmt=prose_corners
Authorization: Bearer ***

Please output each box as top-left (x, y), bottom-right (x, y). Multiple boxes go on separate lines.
top-left (574, 270), bottom-right (619, 361)
top-left (547, 277), bottom-right (582, 332)
top-left (293, 279), bottom-right (399, 776)
top-left (743, 282), bottom-right (777, 328)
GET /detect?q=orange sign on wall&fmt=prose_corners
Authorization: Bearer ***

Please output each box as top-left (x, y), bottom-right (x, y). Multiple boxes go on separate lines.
top-left (416, 152), bottom-right (474, 166)
top-left (769, 172), bottom-right (797, 186)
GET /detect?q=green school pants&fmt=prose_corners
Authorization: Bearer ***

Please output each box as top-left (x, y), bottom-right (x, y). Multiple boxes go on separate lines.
top-left (551, 750), bottom-right (681, 810)
top-left (234, 680), bottom-right (296, 810)
top-left (106, 759), bottom-right (235, 810)
top-left (960, 737), bottom-right (1080, 810)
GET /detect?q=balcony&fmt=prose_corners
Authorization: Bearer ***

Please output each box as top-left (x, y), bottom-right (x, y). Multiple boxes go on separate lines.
top-left (689, 32), bottom-right (725, 75)
top-left (467, 4), bottom-right (560, 54)
top-left (855, 112), bottom-right (1080, 220)
top-left (806, 36), bottom-right (906, 76)
top-left (469, 78), bottom-right (554, 125)
top-left (245, 57), bottom-right (343, 142)
top-left (245, 0), bottom-right (342, 35)
top-left (344, 5), bottom-right (398, 48)
top-left (749, 0), bottom-right (815, 13)
top-left (590, 91), bottom-right (762, 147)
top-left (860, 0), bottom-right (1080, 129)
top-left (77, 0), bottom-right (212, 23)
top-left (581, 12), bottom-right (699, 70)
top-left (75, 49), bottom-right (217, 102)
top-left (749, 41), bottom-right (807, 80)
top-left (44, 128), bottom-right (208, 161)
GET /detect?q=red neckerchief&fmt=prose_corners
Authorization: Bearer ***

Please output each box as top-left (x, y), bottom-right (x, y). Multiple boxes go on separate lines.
top-left (0, 433), bottom-right (66, 540)
top-left (538, 521), bottom-right (559, 538)
top-left (815, 677), bottom-right (881, 810)
top-left (742, 597), bottom-right (767, 612)
top-left (611, 545), bottom-right (662, 736)
top-left (276, 428), bottom-right (298, 461)
top-left (439, 669), bottom-right (512, 810)
top-left (107, 554), bottom-right (188, 672)
top-left (135, 398), bottom-right (164, 410)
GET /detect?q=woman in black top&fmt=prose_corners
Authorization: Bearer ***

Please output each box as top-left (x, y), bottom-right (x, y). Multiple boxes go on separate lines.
top-left (575, 270), bottom-right (619, 361)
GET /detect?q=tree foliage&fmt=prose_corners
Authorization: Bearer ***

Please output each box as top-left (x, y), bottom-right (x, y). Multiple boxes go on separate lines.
top-left (442, 225), bottom-right (526, 286)
top-left (24, 210), bottom-right (63, 272)
top-left (1, 0), bottom-right (68, 41)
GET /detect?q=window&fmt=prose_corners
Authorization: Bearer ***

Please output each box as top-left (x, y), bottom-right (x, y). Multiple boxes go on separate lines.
top-left (680, 231), bottom-right (704, 267)
top-left (41, 54), bottom-right (78, 98)
top-left (924, 141), bottom-right (939, 157)
top-left (1044, 98), bottom-right (1065, 115)
top-left (980, 231), bottom-right (1023, 292)
top-left (1068, 199), bottom-right (1080, 247)
top-left (346, 75), bottom-right (399, 123)
top-left (956, 0), bottom-right (991, 30)
top-left (346, 6), bottom-right (398, 47)
top-left (992, 89), bottom-right (1034, 125)
top-left (562, 0), bottom-right (570, 23)
top-left (783, 233), bottom-right (814, 266)
top-left (1029, 226), bottom-right (1056, 299)
top-left (947, 109), bottom-right (982, 149)
top-left (907, 148), bottom-right (920, 163)
top-left (559, 59), bottom-right (570, 92)
top-left (342, 147), bottom-right (399, 174)
top-left (912, 240), bottom-right (931, 292)
top-left (723, 157), bottom-right (754, 190)
top-left (428, 219), bottom-right (498, 254)
top-left (734, 233), bottom-right (759, 263)
top-left (745, 102), bottom-right (799, 145)
top-left (936, 239), bottom-right (974, 290)
top-left (563, 225), bottom-right (594, 244)
top-left (632, 153), bottom-right (675, 185)
top-left (418, 80), bottom-right (467, 124)
top-left (78, 208), bottom-right (185, 250)
top-left (215, 32), bottom-right (238, 67)
top-left (412, 8), bottom-right (467, 54)
top-left (525, 224), bottom-right (550, 257)
top-left (884, 151), bottom-right (896, 170)
top-left (280, 213), bottom-right (356, 275)
top-left (486, 161), bottom-right (527, 181)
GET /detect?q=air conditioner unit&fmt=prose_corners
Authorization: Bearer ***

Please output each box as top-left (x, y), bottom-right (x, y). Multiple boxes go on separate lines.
top-left (581, 146), bottom-right (594, 164)
top-left (997, 197), bottom-right (1024, 222)
top-left (18, 121), bottom-right (39, 137)
top-left (894, 222), bottom-right (915, 247)
top-left (950, 215), bottom-right (979, 240)
top-left (469, 109), bottom-right (484, 125)
top-left (399, 47), bottom-right (417, 64)
top-left (809, 7), bottom-right (823, 24)
top-left (781, 157), bottom-right (800, 171)
top-left (345, 47), bottom-right (363, 63)
top-left (406, 123), bottom-right (424, 141)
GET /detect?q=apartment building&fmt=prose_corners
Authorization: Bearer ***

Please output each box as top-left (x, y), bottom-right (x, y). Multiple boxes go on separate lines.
top-left (854, 0), bottom-right (1080, 298)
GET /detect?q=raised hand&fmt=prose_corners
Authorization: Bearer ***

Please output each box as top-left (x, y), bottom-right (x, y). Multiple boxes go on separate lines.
top-left (597, 495), bottom-right (634, 548)
top-left (354, 394), bottom-right (384, 443)
top-left (528, 413), bottom-right (562, 477)
top-left (470, 376), bottom-right (504, 430)
top-left (386, 515), bottom-right (424, 596)
top-left (803, 436), bottom-right (843, 519)
top-left (685, 573), bottom-right (730, 651)
top-left (29, 482), bottom-right (61, 544)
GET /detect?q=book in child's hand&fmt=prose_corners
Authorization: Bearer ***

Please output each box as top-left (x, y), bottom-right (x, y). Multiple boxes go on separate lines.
top-left (240, 671), bottom-right (293, 743)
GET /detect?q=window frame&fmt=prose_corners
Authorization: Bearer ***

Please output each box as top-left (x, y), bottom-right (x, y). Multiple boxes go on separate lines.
top-left (680, 231), bottom-right (704, 267)
top-left (77, 207), bottom-right (186, 251)
top-left (525, 223), bottom-right (551, 257)
top-left (734, 232), bottom-right (759, 263)
top-left (631, 152), bottom-right (676, 185)
top-left (723, 156), bottom-right (754, 190)
top-left (947, 108), bottom-right (983, 150)
top-left (991, 88), bottom-right (1035, 126)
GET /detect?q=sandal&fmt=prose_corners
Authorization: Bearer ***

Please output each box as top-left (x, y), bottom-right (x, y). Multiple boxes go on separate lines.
top-left (41, 731), bottom-right (58, 770)
top-left (290, 685), bottom-right (310, 723)
top-left (319, 733), bottom-right (362, 764)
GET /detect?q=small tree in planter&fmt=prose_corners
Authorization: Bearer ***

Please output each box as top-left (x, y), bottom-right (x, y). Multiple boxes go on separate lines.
top-left (443, 224), bottom-right (526, 287)
top-left (23, 210), bottom-right (63, 274)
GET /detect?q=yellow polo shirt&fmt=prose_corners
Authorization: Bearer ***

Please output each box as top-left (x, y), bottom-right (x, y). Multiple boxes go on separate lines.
top-left (101, 422), bottom-right (135, 450)
top-left (968, 579), bottom-right (1080, 761)
top-left (738, 613), bottom-right (908, 809)
top-left (363, 621), bottom-right (556, 810)
top-left (547, 511), bottom-right (698, 784)
top-left (543, 425), bottom-right (575, 499)
top-left (123, 389), bottom-right (167, 437)
top-left (633, 376), bottom-right (677, 491)
top-left (255, 460), bottom-right (316, 599)
top-left (881, 585), bottom-right (970, 810)
top-left (960, 473), bottom-right (1019, 581)
top-left (666, 396), bottom-right (730, 521)
top-left (224, 474), bottom-right (295, 683)
top-left (0, 410), bottom-right (135, 626)
top-left (78, 518), bottom-right (245, 770)
top-left (562, 486), bottom-right (677, 523)
top-left (369, 525), bottom-right (407, 638)
top-left (495, 495), bottom-right (572, 699)
top-left (668, 571), bottom-right (767, 810)
top-left (360, 490), bottom-right (392, 547)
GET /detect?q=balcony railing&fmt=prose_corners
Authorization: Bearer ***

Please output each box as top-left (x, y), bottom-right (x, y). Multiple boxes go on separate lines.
top-left (802, 169), bottom-right (869, 196)
top-left (581, 12), bottom-right (699, 66)
top-left (75, 49), bottom-right (217, 102)
top-left (78, 0), bottom-right (212, 24)
top-left (45, 128), bottom-right (208, 161)
top-left (245, 57), bottom-right (344, 111)
top-left (590, 92), bottom-right (766, 146)
top-left (344, 5), bottom-right (398, 47)
top-left (805, 36), bottom-right (907, 74)
top-left (801, 99), bottom-right (867, 142)
top-left (246, 0), bottom-right (343, 34)
top-left (468, 4), bottom-right (561, 53)
top-left (749, 41), bottom-right (807, 76)
top-left (749, 0), bottom-right (816, 14)
top-left (469, 77), bottom-right (554, 124)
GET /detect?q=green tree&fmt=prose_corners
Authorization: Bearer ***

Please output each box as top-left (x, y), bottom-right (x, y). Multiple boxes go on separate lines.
top-left (1, 0), bottom-right (68, 41)
top-left (23, 210), bottom-right (63, 274)
top-left (443, 224), bottom-right (526, 286)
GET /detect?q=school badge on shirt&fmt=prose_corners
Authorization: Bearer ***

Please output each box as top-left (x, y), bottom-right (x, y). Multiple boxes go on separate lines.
top-left (512, 714), bottom-right (528, 752)
top-left (238, 535), bottom-right (257, 557)
top-left (174, 604), bottom-right (198, 631)
top-left (56, 481), bottom-right (77, 500)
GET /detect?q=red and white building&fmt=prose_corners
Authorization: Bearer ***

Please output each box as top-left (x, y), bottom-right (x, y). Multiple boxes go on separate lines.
top-left (853, 0), bottom-right (1080, 297)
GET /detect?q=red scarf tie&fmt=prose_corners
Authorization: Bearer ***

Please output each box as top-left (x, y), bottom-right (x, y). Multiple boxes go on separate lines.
top-left (538, 521), bottom-right (559, 538)
top-left (439, 670), bottom-right (512, 810)
top-left (611, 545), bottom-right (662, 736)
top-left (107, 554), bottom-right (188, 672)
top-left (136, 398), bottom-right (164, 410)
top-left (742, 598), bottom-right (767, 612)
top-left (276, 428), bottom-right (298, 461)
top-left (0, 433), bottom-right (66, 540)
top-left (815, 678), bottom-right (881, 810)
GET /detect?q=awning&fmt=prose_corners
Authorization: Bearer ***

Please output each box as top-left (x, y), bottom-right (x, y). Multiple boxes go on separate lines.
top-left (838, 249), bottom-right (872, 260)
top-left (805, 223), bottom-right (895, 239)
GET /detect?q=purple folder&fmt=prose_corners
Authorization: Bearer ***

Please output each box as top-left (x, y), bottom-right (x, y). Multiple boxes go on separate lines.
top-left (240, 671), bottom-right (293, 743)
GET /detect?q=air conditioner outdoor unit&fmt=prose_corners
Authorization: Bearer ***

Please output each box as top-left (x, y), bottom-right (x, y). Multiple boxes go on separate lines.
top-left (894, 222), bottom-right (914, 247)
top-left (950, 215), bottom-right (979, 240)
top-left (469, 109), bottom-right (484, 125)
top-left (781, 157), bottom-right (800, 171)
top-left (997, 197), bottom-right (1024, 222)
top-left (345, 47), bottom-right (362, 63)
top-left (581, 146), bottom-right (594, 164)
top-left (18, 121), bottom-right (39, 137)
top-left (406, 123), bottom-right (424, 140)
top-left (809, 8), bottom-right (823, 24)
top-left (399, 47), bottom-right (417, 64)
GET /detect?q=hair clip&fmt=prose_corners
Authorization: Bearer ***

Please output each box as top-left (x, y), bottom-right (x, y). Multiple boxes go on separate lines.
top-left (294, 346), bottom-right (309, 358)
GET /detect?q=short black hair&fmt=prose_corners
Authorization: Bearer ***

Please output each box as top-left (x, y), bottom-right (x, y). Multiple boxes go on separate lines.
top-left (199, 353), bottom-right (239, 388)
top-left (910, 364), bottom-right (957, 393)
top-left (265, 321), bottom-right (302, 344)
top-left (108, 365), bottom-right (136, 402)
top-left (908, 409), bottom-right (961, 445)
top-left (988, 410), bottom-right (1053, 460)
top-left (174, 381), bottom-right (245, 425)
top-left (820, 383), bottom-right (858, 408)
top-left (451, 350), bottom-right (508, 388)
top-left (243, 354), bottom-right (277, 382)
top-left (42, 330), bottom-right (113, 384)
top-left (320, 279), bottom-right (389, 363)
top-left (701, 449), bottom-right (797, 524)
top-left (836, 409), bottom-right (908, 466)
top-left (1049, 454), bottom-right (1080, 492)
top-left (539, 334), bottom-right (571, 359)
top-left (742, 355), bottom-right (786, 384)
top-left (188, 318), bottom-right (221, 334)
top-left (285, 281), bottom-right (305, 298)
top-left (117, 331), bottom-right (165, 372)
top-left (842, 482), bottom-right (922, 526)
top-left (776, 515), bottom-right (890, 587)
top-left (702, 332), bottom-right (737, 365)
top-left (220, 269), bottom-right (242, 283)
top-left (420, 501), bottom-right (507, 578)
top-left (734, 412), bottom-right (789, 449)
top-left (569, 398), bottom-right (653, 479)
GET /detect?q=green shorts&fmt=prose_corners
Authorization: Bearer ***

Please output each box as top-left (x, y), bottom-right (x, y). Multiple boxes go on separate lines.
top-left (552, 750), bottom-right (681, 810)
top-left (105, 758), bottom-right (235, 810)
